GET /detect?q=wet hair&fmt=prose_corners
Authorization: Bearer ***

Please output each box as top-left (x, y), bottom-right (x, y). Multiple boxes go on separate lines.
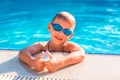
top-left (52, 12), bottom-right (76, 27)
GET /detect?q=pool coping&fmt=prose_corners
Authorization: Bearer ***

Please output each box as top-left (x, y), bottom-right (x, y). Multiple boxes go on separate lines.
top-left (0, 50), bottom-right (120, 80)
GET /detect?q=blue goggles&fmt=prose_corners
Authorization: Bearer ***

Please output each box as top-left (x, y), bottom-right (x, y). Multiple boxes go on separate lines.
top-left (51, 23), bottom-right (73, 36)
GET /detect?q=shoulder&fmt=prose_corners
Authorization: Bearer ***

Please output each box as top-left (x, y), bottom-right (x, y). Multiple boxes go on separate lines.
top-left (64, 41), bottom-right (85, 52)
top-left (32, 41), bottom-right (48, 47)
top-left (25, 42), bottom-right (47, 51)
top-left (31, 42), bottom-right (43, 47)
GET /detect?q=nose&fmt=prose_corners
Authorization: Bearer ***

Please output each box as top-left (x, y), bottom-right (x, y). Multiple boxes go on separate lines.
top-left (58, 31), bottom-right (64, 36)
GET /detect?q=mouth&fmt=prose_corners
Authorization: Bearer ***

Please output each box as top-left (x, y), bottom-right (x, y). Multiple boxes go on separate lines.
top-left (55, 36), bottom-right (63, 40)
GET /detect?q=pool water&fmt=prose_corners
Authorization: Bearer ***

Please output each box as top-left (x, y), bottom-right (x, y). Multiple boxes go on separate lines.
top-left (0, 0), bottom-right (120, 55)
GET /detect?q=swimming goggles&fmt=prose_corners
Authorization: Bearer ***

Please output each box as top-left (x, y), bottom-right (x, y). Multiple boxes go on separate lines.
top-left (51, 23), bottom-right (73, 36)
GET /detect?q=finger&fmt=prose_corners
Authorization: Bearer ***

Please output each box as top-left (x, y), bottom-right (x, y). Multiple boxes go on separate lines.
top-left (40, 59), bottom-right (49, 62)
top-left (36, 52), bottom-right (44, 60)
top-left (46, 50), bottom-right (53, 59)
top-left (44, 61), bottom-right (50, 67)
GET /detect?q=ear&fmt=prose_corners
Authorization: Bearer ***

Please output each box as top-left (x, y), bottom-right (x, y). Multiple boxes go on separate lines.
top-left (48, 23), bottom-right (52, 32)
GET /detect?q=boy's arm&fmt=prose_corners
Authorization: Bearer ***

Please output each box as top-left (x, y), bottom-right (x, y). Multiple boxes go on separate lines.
top-left (18, 42), bottom-right (44, 68)
top-left (59, 42), bottom-right (85, 68)
top-left (45, 42), bottom-right (85, 72)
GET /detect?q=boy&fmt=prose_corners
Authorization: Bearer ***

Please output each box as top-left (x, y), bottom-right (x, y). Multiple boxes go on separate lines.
top-left (19, 12), bottom-right (85, 72)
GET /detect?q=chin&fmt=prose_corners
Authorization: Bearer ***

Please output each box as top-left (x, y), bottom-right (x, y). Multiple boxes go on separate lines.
top-left (51, 36), bottom-right (64, 44)
top-left (54, 40), bottom-right (61, 44)
top-left (53, 39), bottom-right (62, 45)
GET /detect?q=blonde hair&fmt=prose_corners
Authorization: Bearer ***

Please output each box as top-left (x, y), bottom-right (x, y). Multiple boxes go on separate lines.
top-left (52, 12), bottom-right (76, 28)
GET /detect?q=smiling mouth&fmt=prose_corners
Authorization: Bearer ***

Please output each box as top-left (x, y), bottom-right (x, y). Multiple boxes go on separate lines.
top-left (55, 36), bottom-right (63, 40)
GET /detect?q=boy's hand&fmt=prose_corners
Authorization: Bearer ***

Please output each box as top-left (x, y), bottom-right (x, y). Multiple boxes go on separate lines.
top-left (45, 50), bottom-right (62, 72)
top-left (30, 52), bottom-right (45, 72)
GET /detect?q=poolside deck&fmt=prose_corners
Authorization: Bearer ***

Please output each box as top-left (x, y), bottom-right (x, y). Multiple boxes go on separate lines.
top-left (0, 50), bottom-right (120, 80)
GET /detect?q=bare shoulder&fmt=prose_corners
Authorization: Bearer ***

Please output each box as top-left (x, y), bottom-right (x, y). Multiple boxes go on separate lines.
top-left (21, 42), bottom-right (45, 54)
top-left (28, 42), bottom-right (44, 49)
top-left (64, 42), bottom-right (85, 52)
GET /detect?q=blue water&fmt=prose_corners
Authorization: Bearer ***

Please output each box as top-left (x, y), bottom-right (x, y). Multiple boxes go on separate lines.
top-left (0, 0), bottom-right (120, 55)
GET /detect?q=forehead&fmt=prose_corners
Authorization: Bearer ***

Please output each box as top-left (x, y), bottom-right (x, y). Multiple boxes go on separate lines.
top-left (52, 18), bottom-right (74, 29)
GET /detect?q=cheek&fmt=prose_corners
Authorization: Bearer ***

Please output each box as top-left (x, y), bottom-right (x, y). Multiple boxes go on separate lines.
top-left (50, 31), bottom-right (58, 38)
top-left (61, 35), bottom-right (68, 41)
top-left (51, 30), bottom-right (57, 35)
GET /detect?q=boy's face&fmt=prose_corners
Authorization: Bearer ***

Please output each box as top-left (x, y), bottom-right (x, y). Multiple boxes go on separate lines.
top-left (48, 18), bottom-right (74, 44)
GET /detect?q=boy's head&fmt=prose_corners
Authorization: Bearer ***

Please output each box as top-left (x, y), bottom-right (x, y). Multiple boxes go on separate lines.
top-left (52, 12), bottom-right (76, 29)
top-left (48, 12), bottom-right (76, 44)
